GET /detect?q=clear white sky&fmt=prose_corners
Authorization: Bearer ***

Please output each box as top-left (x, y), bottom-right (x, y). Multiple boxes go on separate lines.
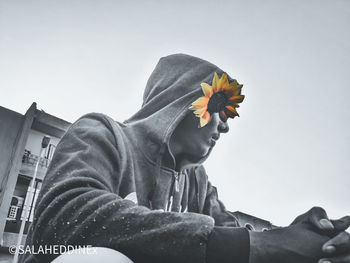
top-left (0, 0), bottom-right (349, 226)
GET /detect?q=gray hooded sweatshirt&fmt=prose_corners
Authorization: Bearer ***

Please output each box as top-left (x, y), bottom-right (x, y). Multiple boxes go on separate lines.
top-left (22, 54), bottom-right (249, 263)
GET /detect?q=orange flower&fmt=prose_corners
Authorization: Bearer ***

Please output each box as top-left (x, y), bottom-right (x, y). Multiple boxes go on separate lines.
top-left (189, 72), bottom-right (244, 127)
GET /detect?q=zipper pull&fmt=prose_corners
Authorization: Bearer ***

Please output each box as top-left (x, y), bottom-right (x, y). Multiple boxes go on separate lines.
top-left (168, 195), bottom-right (173, 212)
top-left (174, 173), bottom-right (179, 192)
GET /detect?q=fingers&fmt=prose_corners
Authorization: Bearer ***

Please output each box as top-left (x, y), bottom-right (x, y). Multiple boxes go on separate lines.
top-left (322, 231), bottom-right (350, 255)
top-left (309, 206), bottom-right (335, 231)
top-left (331, 216), bottom-right (350, 233)
top-left (318, 253), bottom-right (350, 263)
top-left (291, 207), bottom-right (348, 236)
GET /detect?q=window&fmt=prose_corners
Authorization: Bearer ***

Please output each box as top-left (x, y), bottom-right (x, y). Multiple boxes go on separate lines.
top-left (45, 144), bottom-right (56, 160)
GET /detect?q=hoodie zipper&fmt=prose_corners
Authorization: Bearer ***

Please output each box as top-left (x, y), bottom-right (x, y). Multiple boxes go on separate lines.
top-left (166, 172), bottom-right (179, 212)
top-left (174, 172), bottom-right (179, 192)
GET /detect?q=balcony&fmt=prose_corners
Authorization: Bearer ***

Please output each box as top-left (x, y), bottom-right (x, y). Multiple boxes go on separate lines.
top-left (19, 150), bottom-right (50, 180)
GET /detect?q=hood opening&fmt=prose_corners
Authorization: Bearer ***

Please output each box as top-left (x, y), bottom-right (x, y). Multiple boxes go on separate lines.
top-left (124, 53), bottom-right (235, 173)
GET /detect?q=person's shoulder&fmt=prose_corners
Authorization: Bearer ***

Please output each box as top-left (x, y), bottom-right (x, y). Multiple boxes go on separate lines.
top-left (71, 112), bottom-right (121, 130)
top-left (66, 112), bottom-right (124, 141)
top-left (76, 112), bottom-right (115, 124)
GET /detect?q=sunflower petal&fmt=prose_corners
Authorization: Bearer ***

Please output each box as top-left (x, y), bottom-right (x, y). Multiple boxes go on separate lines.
top-left (218, 73), bottom-right (228, 89)
top-left (222, 86), bottom-right (234, 97)
top-left (237, 84), bottom-right (243, 95)
top-left (225, 105), bottom-right (239, 117)
top-left (200, 111), bottom-right (211, 127)
top-left (201, 83), bottom-right (213, 97)
top-left (212, 72), bottom-right (219, 92)
top-left (191, 96), bottom-right (209, 109)
top-left (229, 95), bottom-right (245, 104)
top-left (226, 81), bottom-right (242, 96)
top-left (194, 107), bottom-right (207, 117)
top-left (229, 103), bottom-right (240, 108)
top-left (219, 111), bottom-right (228, 122)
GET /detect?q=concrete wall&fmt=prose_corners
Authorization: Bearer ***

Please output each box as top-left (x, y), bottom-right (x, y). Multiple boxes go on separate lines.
top-left (0, 107), bottom-right (23, 201)
top-left (0, 103), bottom-right (36, 242)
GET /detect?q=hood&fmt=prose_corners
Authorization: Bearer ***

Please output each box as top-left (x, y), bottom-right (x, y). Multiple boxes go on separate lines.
top-left (124, 53), bottom-right (236, 172)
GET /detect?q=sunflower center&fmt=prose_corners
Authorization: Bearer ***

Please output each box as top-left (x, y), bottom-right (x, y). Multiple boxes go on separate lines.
top-left (207, 91), bottom-right (229, 113)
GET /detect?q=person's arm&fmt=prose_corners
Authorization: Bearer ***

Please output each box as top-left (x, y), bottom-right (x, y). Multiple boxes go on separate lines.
top-left (189, 165), bottom-right (250, 262)
top-left (194, 165), bottom-right (241, 227)
top-left (197, 166), bottom-right (344, 263)
top-left (201, 180), bottom-right (333, 263)
top-left (248, 223), bottom-right (330, 263)
top-left (202, 176), bottom-right (275, 230)
top-left (24, 113), bottom-right (222, 263)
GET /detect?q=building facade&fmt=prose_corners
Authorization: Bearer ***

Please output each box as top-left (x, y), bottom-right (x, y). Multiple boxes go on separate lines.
top-left (0, 103), bottom-right (70, 247)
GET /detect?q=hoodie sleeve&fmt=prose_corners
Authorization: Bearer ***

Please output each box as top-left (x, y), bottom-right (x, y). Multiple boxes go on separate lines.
top-left (200, 169), bottom-right (251, 263)
top-left (24, 113), bottom-right (216, 263)
top-left (203, 181), bottom-right (241, 227)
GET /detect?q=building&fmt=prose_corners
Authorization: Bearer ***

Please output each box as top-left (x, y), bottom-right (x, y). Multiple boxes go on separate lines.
top-left (0, 102), bottom-right (273, 251)
top-left (0, 103), bottom-right (71, 248)
top-left (231, 211), bottom-right (275, 231)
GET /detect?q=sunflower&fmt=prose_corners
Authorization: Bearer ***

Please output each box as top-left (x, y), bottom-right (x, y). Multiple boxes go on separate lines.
top-left (189, 72), bottom-right (244, 127)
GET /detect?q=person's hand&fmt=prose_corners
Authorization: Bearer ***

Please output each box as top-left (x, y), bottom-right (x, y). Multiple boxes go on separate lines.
top-left (291, 207), bottom-right (350, 263)
top-left (320, 230), bottom-right (350, 263)
top-left (249, 223), bottom-right (330, 263)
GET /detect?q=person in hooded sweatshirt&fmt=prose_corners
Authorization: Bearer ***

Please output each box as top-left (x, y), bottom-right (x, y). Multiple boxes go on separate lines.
top-left (21, 54), bottom-right (350, 263)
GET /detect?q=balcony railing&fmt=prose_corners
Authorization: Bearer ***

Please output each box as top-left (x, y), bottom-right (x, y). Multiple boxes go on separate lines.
top-left (22, 150), bottom-right (50, 168)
